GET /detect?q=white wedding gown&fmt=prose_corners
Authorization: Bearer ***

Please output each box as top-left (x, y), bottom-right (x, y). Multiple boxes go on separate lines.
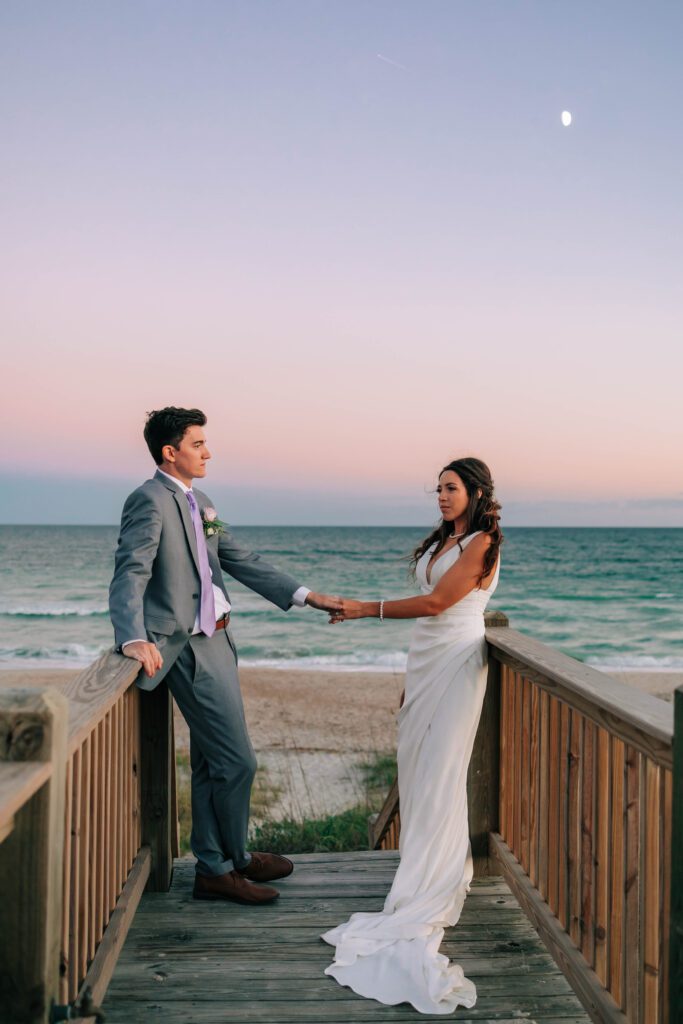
top-left (322, 532), bottom-right (500, 1014)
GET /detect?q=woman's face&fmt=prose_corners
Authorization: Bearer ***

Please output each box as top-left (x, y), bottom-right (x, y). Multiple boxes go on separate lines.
top-left (436, 470), bottom-right (470, 523)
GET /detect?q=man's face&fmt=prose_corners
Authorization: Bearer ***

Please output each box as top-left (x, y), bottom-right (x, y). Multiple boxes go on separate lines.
top-left (162, 425), bottom-right (211, 482)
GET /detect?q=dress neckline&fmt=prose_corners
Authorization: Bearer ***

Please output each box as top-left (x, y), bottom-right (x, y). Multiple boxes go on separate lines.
top-left (425, 535), bottom-right (471, 586)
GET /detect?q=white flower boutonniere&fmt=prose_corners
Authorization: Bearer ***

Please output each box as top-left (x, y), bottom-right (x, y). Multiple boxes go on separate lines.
top-left (201, 506), bottom-right (228, 538)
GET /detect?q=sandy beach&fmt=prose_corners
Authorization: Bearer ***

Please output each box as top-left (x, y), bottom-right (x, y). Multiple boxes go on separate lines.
top-left (2, 665), bottom-right (679, 818)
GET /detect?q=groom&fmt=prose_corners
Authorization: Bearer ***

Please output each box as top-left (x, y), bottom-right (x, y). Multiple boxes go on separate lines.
top-left (109, 406), bottom-right (340, 905)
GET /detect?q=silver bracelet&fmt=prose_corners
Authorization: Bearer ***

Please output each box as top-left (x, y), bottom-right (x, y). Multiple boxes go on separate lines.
top-left (379, 599), bottom-right (385, 622)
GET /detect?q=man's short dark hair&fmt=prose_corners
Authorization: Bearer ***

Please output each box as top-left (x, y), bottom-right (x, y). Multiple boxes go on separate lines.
top-left (143, 407), bottom-right (207, 465)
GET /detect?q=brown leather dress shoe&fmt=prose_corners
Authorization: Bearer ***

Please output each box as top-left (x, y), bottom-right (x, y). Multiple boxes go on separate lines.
top-left (238, 851), bottom-right (294, 883)
top-left (193, 870), bottom-right (280, 905)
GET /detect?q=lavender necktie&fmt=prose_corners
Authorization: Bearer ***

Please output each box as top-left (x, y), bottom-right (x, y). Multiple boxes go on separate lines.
top-left (185, 490), bottom-right (216, 637)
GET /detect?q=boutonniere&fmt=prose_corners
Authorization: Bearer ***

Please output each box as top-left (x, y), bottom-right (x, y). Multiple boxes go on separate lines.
top-left (201, 507), bottom-right (229, 538)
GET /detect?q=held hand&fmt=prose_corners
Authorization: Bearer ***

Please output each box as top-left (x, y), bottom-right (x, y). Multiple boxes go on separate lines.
top-left (305, 591), bottom-right (344, 613)
top-left (122, 640), bottom-right (163, 678)
top-left (329, 599), bottom-right (364, 623)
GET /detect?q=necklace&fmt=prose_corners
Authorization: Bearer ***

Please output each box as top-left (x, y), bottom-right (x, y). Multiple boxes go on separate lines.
top-left (449, 528), bottom-right (467, 540)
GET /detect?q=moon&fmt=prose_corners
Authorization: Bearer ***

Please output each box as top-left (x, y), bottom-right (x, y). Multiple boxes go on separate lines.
top-left (561, 110), bottom-right (572, 127)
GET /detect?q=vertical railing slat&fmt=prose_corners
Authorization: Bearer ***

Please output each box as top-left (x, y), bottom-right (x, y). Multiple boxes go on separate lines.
top-left (594, 726), bottom-right (610, 988)
top-left (609, 736), bottom-right (625, 1008)
top-left (580, 720), bottom-right (595, 967)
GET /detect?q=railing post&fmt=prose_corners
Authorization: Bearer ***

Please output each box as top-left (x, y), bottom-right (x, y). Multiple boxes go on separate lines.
top-left (670, 684), bottom-right (683, 1024)
top-left (139, 683), bottom-right (174, 892)
top-left (0, 687), bottom-right (69, 1024)
top-left (468, 610), bottom-right (508, 877)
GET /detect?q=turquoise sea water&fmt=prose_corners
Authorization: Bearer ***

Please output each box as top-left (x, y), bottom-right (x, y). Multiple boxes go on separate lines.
top-left (0, 525), bottom-right (681, 671)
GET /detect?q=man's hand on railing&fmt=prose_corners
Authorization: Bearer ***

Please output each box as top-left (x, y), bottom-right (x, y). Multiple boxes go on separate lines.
top-left (122, 640), bottom-right (163, 678)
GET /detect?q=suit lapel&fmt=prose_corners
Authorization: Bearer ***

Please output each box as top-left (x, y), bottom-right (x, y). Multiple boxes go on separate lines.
top-left (154, 470), bottom-right (202, 577)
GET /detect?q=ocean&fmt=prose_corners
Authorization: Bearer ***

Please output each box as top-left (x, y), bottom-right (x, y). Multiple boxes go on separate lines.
top-left (0, 525), bottom-right (681, 672)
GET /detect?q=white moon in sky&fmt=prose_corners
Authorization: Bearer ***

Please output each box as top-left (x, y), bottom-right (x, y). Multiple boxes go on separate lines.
top-left (561, 110), bottom-right (572, 127)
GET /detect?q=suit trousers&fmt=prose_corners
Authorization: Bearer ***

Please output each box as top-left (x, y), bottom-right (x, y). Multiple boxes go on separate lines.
top-left (165, 629), bottom-right (257, 876)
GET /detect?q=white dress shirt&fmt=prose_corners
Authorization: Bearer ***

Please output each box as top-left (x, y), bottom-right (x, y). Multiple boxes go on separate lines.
top-left (121, 469), bottom-right (310, 649)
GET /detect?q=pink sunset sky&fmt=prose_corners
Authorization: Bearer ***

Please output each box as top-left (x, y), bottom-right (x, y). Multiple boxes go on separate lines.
top-left (2, 3), bottom-right (681, 525)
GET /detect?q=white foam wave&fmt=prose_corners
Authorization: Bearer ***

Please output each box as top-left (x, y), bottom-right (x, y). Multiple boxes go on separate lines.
top-left (587, 655), bottom-right (683, 672)
top-left (0, 605), bottom-right (109, 618)
top-left (241, 651), bottom-right (409, 673)
top-left (0, 644), bottom-right (108, 669)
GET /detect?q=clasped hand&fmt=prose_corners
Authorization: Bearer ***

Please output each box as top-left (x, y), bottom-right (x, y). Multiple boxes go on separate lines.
top-left (328, 599), bottom-right (364, 624)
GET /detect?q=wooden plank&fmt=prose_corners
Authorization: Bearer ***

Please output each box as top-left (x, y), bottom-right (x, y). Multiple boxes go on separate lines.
top-left (491, 833), bottom-right (626, 1024)
top-left (104, 709), bottom-right (114, 923)
top-left (112, 697), bottom-right (121, 896)
top-left (0, 688), bottom-right (69, 1024)
top-left (370, 776), bottom-right (398, 849)
top-left (133, 688), bottom-right (141, 850)
top-left (580, 720), bottom-right (595, 967)
top-left (139, 683), bottom-right (174, 891)
top-left (512, 671), bottom-right (522, 858)
top-left (594, 727), bottom-right (610, 988)
top-left (528, 683), bottom-right (539, 886)
top-left (498, 665), bottom-right (509, 844)
top-left (623, 746), bottom-right (642, 1019)
top-left (520, 677), bottom-right (531, 874)
top-left (119, 696), bottom-right (126, 887)
top-left (60, 755), bottom-right (73, 1005)
top-left (642, 757), bottom-right (660, 1023)
top-left (668, 685), bottom-right (683, 1024)
top-left (547, 695), bottom-right (561, 916)
top-left (537, 688), bottom-right (549, 901)
top-left (486, 629), bottom-right (673, 769)
top-left (0, 761), bottom-right (52, 832)
top-left (68, 746), bottom-right (82, 999)
top-left (60, 651), bottom-right (139, 757)
top-left (71, 845), bottom-right (151, 1019)
top-left (95, 719), bottom-right (106, 955)
top-left (662, 766), bottom-right (672, 1024)
top-left (467, 645), bottom-right (501, 877)
top-left (77, 733), bottom-right (91, 982)
top-left (609, 737), bottom-right (625, 1008)
top-left (558, 701), bottom-right (571, 931)
top-left (568, 710), bottom-right (583, 948)
top-left (88, 723), bottom-right (99, 963)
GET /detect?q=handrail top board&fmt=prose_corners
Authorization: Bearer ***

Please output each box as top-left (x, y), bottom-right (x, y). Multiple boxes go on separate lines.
top-left (61, 650), bottom-right (140, 756)
top-left (486, 626), bottom-right (673, 766)
top-left (0, 760), bottom-right (52, 831)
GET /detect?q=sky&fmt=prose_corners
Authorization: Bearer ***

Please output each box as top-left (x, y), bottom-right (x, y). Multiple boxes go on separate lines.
top-left (2, 1), bottom-right (681, 525)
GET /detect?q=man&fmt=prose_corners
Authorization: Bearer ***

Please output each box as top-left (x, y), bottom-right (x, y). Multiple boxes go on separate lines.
top-left (109, 407), bottom-right (340, 905)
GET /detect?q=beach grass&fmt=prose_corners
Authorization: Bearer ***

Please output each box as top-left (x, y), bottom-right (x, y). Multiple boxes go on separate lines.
top-left (175, 748), bottom-right (396, 856)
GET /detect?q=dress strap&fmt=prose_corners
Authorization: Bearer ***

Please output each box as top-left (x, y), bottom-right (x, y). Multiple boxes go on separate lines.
top-left (459, 530), bottom-right (483, 549)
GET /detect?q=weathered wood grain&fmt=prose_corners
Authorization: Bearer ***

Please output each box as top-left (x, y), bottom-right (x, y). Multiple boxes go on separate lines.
top-left (467, 644), bottom-right (501, 877)
top-left (60, 651), bottom-right (139, 757)
top-left (623, 746), bottom-right (642, 1019)
top-left (101, 851), bottom-right (590, 1024)
top-left (486, 629), bottom-right (673, 768)
top-left (594, 727), bottom-right (610, 988)
top-left (669, 685), bottom-right (683, 1024)
top-left (0, 688), bottom-right (69, 1024)
top-left (490, 833), bottom-right (625, 1024)
top-left (568, 710), bottom-right (583, 949)
top-left (0, 760), bottom-right (51, 833)
top-left (609, 737), bottom-right (625, 1008)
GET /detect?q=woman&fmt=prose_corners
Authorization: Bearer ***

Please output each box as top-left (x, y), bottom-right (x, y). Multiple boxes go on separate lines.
top-left (322, 457), bottom-right (502, 1015)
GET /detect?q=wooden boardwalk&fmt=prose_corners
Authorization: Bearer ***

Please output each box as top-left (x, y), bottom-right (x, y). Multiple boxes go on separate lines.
top-left (102, 851), bottom-right (591, 1023)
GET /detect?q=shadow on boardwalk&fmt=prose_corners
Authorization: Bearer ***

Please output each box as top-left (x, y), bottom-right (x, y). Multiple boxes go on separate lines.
top-left (103, 851), bottom-right (590, 1023)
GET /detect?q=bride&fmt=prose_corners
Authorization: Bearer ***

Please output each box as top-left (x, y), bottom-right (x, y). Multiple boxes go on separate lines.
top-left (322, 457), bottom-right (503, 1015)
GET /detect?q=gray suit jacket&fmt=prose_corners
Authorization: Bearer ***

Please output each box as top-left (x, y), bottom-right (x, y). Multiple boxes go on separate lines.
top-left (109, 470), bottom-right (302, 690)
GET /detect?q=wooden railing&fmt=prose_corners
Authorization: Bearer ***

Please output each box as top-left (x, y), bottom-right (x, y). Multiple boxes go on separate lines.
top-left (370, 613), bottom-right (682, 1024)
top-left (0, 653), bottom-right (177, 1024)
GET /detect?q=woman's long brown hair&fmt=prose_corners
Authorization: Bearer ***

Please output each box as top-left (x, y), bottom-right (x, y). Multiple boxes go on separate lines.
top-left (410, 457), bottom-right (503, 585)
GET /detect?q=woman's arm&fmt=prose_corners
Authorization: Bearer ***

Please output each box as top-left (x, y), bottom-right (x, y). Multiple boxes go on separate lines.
top-left (332, 534), bottom-right (493, 622)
